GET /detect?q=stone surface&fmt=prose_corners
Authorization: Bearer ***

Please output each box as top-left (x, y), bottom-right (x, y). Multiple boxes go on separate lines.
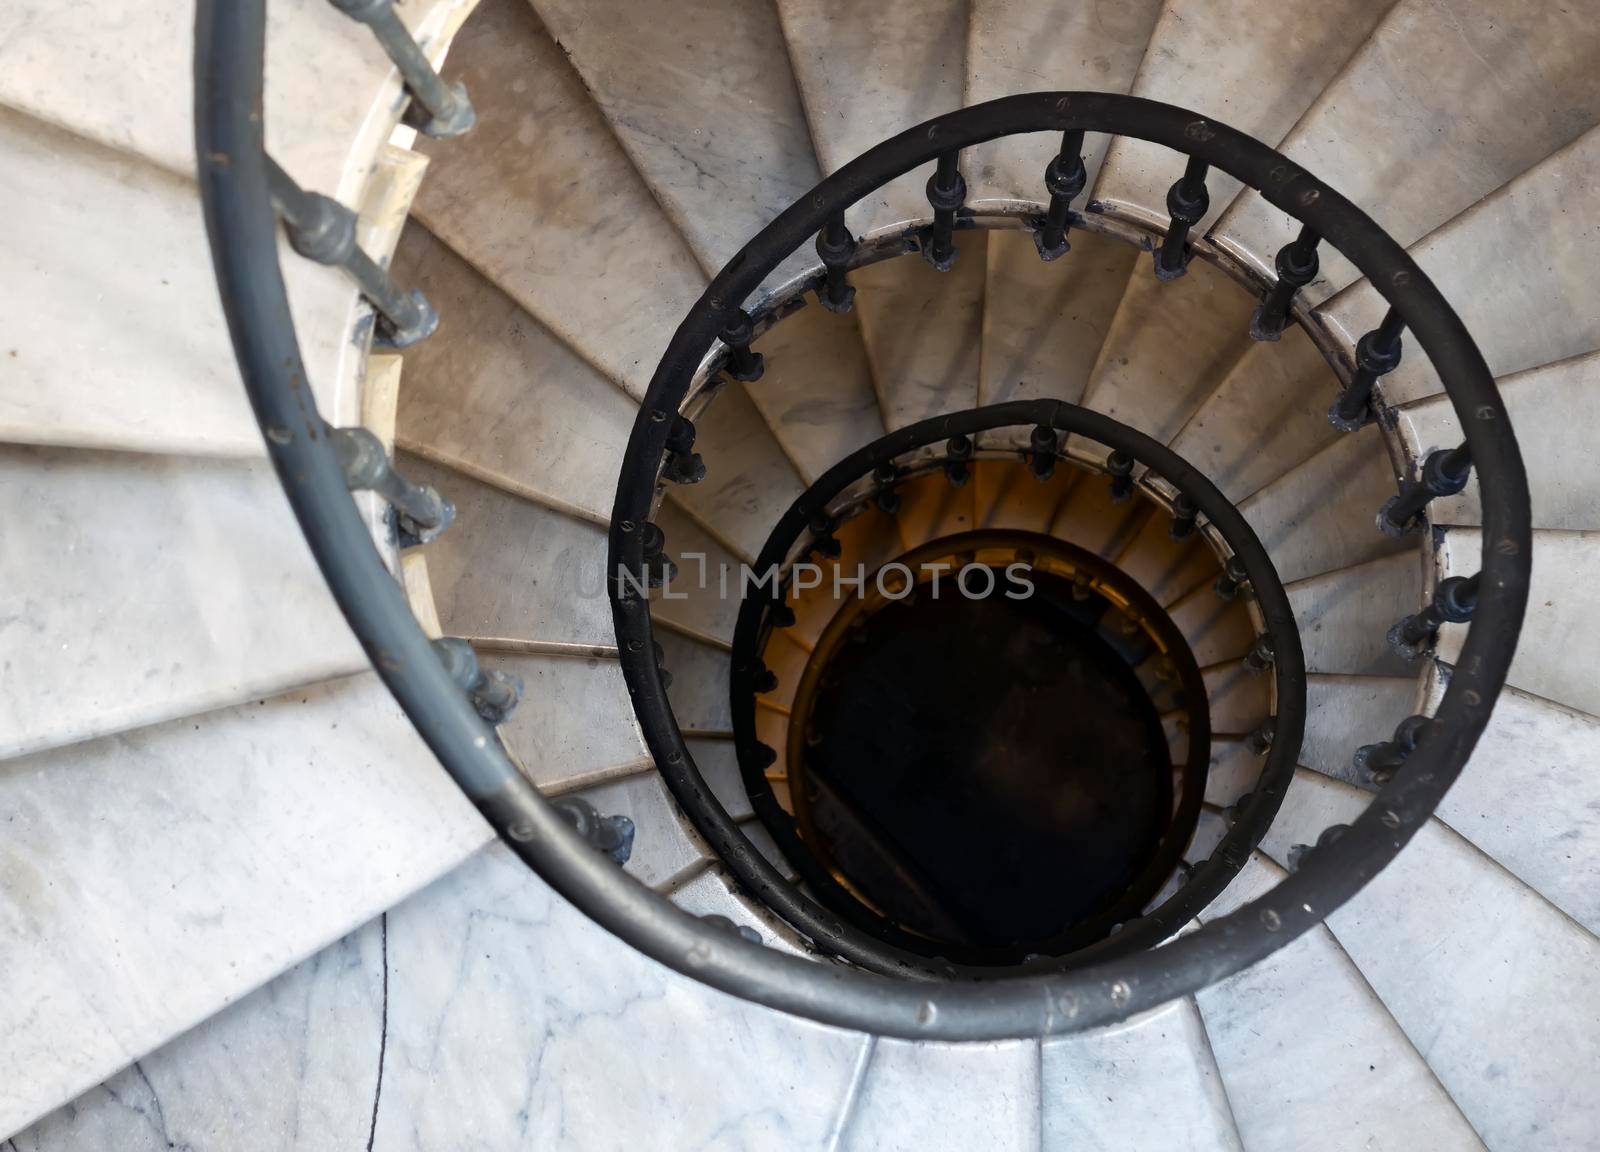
top-left (1113, 510), bottom-right (1222, 607)
top-left (838, 1039), bottom-right (1040, 1152)
top-left (1216, 0), bottom-right (1600, 300)
top-left (412, 0), bottom-right (706, 401)
top-left (0, 446), bottom-right (366, 760)
top-left (578, 770), bottom-right (710, 889)
top-left (1167, 582), bottom-right (1257, 670)
top-left (1287, 552), bottom-right (1421, 676)
top-left (1394, 350), bottom-right (1600, 531)
top-left (657, 631), bottom-right (735, 734)
top-left (483, 652), bottom-right (648, 792)
top-left (0, 675), bottom-right (489, 1139)
top-left (649, 497), bottom-right (747, 645)
top-left (1301, 674), bottom-right (1418, 785)
top-left (392, 223), bottom-right (639, 523)
top-left (1262, 770), bottom-right (1600, 1151)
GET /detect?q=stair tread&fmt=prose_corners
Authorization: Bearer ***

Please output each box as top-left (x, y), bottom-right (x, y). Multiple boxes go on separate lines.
top-left (1435, 527), bottom-right (1600, 718)
top-left (1321, 125), bottom-right (1600, 410)
top-left (1167, 580), bottom-right (1257, 670)
top-left (1042, 997), bottom-right (1242, 1152)
top-left (1081, 257), bottom-right (1255, 448)
top-left (1300, 673), bottom-right (1417, 786)
top-left (964, 0), bottom-right (1160, 205)
top-left (649, 498), bottom-right (746, 646)
top-left (399, 453), bottom-right (615, 648)
top-left (577, 770), bottom-right (711, 889)
top-left (1113, 509), bottom-right (1221, 608)
top-left (838, 1038), bottom-right (1040, 1152)
top-left (656, 630), bottom-right (735, 734)
top-left (411, 0), bottom-right (706, 402)
top-left (1215, 0), bottom-right (1600, 302)
top-left (391, 224), bottom-right (639, 524)
top-left (1237, 425), bottom-right (1409, 587)
top-left (777, 0), bottom-right (969, 237)
top-left (978, 229), bottom-right (1138, 409)
top-left (1261, 769), bottom-right (1600, 1150)
top-left (1195, 855), bottom-right (1485, 1152)
top-left (530, 0), bottom-right (820, 293)
top-left (1092, 0), bottom-right (1391, 235)
top-left (666, 864), bottom-right (809, 957)
top-left (853, 230), bottom-right (988, 431)
top-left (0, 109), bottom-right (362, 457)
top-left (0, 0), bottom-right (471, 205)
top-left (0, 446), bottom-right (368, 761)
top-left (1286, 552), bottom-right (1421, 677)
top-left (0, 673), bottom-right (490, 1139)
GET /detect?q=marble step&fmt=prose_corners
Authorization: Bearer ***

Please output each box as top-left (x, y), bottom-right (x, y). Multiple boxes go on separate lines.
top-left (1193, 855), bottom-right (1485, 1152)
top-left (0, 673), bottom-right (491, 1139)
top-left (777, 0), bottom-right (970, 237)
top-left (397, 453), bottom-right (614, 648)
top-left (1395, 350), bottom-right (1600, 532)
top-left (0, 0), bottom-right (474, 206)
top-left (1090, 0), bottom-right (1391, 235)
top-left (410, 0), bottom-right (705, 401)
top-left (893, 467), bottom-right (980, 550)
top-left (1286, 552), bottom-right (1421, 677)
top-left (1080, 256), bottom-right (1256, 448)
top-left (1111, 507), bottom-right (1222, 608)
top-left (656, 630), bottom-right (735, 735)
top-left (977, 228), bottom-right (1139, 410)
top-left (649, 496), bottom-right (747, 647)
top-left (0, 446), bottom-right (368, 761)
top-left (390, 222), bottom-right (639, 523)
top-left (0, 107), bottom-right (360, 457)
top-left (1041, 996), bottom-right (1241, 1151)
top-left (1260, 769), bottom-right (1600, 1149)
top-left (853, 230), bottom-right (988, 430)
top-left (836, 1039), bottom-right (1040, 1152)
top-left (964, 0), bottom-right (1160, 206)
top-left (671, 381), bottom-right (808, 562)
top-left (1319, 125), bottom-right (1600, 410)
top-left (1166, 582), bottom-right (1258, 670)
top-left (1199, 660), bottom-right (1272, 737)
top-left (529, 0), bottom-right (820, 293)
top-left (1214, 0), bottom-right (1600, 303)
top-left (1298, 674), bottom-right (1418, 791)
top-left (973, 459), bottom-right (1078, 535)
top-left (1167, 325), bottom-right (1343, 505)
top-left (1237, 425), bottom-right (1409, 587)
top-left (1434, 527), bottom-right (1600, 719)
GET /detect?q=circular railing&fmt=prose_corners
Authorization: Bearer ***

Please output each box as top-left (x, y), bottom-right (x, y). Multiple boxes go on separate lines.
top-left (198, 0), bottom-right (1529, 1040)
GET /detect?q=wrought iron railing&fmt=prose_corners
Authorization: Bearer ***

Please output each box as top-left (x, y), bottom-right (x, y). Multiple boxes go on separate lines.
top-left (198, 0), bottom-right (1530, 1040)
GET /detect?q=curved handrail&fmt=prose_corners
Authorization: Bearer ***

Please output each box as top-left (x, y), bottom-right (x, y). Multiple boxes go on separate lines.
top-left (199, 0), bottom-right (1529, 1040)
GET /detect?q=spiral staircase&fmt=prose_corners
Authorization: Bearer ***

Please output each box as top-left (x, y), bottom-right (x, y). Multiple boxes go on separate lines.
top-left (3, 0), bottom-right (1599, 1147)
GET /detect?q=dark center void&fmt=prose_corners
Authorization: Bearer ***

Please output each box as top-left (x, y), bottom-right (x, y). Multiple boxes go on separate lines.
top-left (800, 568), bottom-right (1172, 962)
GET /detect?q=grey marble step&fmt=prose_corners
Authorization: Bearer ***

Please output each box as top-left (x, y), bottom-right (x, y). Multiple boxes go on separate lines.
top-left (777, 0), bottom-right (970, 236)
top-left (1260, 769), bottom-right (1600, 1150)
top-left (837, 1038), bottom-right (1040, 1152)
top-left (1044, 996), bottom-right (1242, 1151)
top-left (1166, 581), bottom-right (1258, 669)
top-left (0, 0), bottom-right (473, 205)
top-left (391, 222), bottom-right (639, 524)
top-left (0, 108), bottom-right (360, 457)
top-left (1434, 527), bottom-right (1600, 719)
top-left (1299, 674), bottom-right (1418, 786)
top-left (1112, 507), bottom-right (1223, 607)
top-left (1319, 125), bottom-right (1600, 410)
top-left (0, 673), bottom-right (490, 1139)
top-left (1194, 855), bottom-right (1485, 1152)
top-left (1080, 256), bottom-right (1256, 448)
top-left (1199, 660), bottom-right (1272, 736)
top-left (411, 0), bottom-right (706, 401)
top-left (1091, 0), bottom-right (1391, 235)
top-left (1395, 349), bottom-right (1600, 532)
top-left (1286, 552), bottom-right (1421, 677)
top-left (649, 497), bottom-right (747, 646)
top-left (0, 446), bottom-right (368, 761)
top-left (964, 0), bottom-right (1160, 205)
top-left (1215, 0), bottom-right (1600, 303)
top-left (1237, 426), bottom-right (1410, 587)
top-left (656, 630), bottom-right (734, 735)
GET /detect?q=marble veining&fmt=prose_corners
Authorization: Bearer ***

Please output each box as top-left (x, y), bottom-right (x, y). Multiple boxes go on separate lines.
top-left (837, 1037), bottom-right (1040, 1152)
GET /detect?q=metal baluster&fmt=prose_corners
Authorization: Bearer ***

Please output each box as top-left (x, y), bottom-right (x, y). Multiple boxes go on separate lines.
top-left (432, 637), bottom-right (523, 723)
top-left (753, 661), bottom-right (779, 694)
top-left (662, 415), bottom-right (707, 484)
top-left (1106, 451), bottom-right (1135, 502)
top-left (266, 156), bottom-right (438, 347)
top-left (873, 464), bottom-right (902, 513)
top-left (1246, 716), bottom-right (1276, 755)
top-left (1169, 493), bottom-right (1198, 540)
top-left (639, 522), bottom-right (678, 588)
top-left (552, 796), bottom-right (635, 865)
top-left (1214, 555), bottom-right (1250, 601)
top-left (1154, 157), bottom-right (1210, 281)
top-left (1250, 225), bottom-right (1320, 341)
top-left (945, 434), bottom-right (973, 487)
top-left (1329, 307), bottom-right (1404, 430)
top-left (1036, 130), bottom-right (1087, 261)
top-left (701, 913), bottom-right (763, 945)
top-left (815, 215), bottom-right (858, 314)
top-left (330, 425), bottom-right (454, 544)
top-left (1243, 632), bottom-right (1276, 672)
top-left (1028, 425), bottom-right (1058, 480)
top-left (720, 309), bottom-right (765, 382)
top-left (1353, 714), bottom-right (1433, 786)
top-left (808, 514), bottom-right (844, 561)
top-left (1287, 823), bottom-right (1348, 872)
top-left (1388, 574), bottom-right (1479, 657)
top-left (328, 0), bottom-right (476, 138)
top-left (1378, 444), bottom-right (1472, 536)
top-left (924, 151), bottom-right (967, 271)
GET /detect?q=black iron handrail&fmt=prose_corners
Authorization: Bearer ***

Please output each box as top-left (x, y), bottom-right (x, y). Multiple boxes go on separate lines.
top-left (199, 0), bottom-right (1529, 1039)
